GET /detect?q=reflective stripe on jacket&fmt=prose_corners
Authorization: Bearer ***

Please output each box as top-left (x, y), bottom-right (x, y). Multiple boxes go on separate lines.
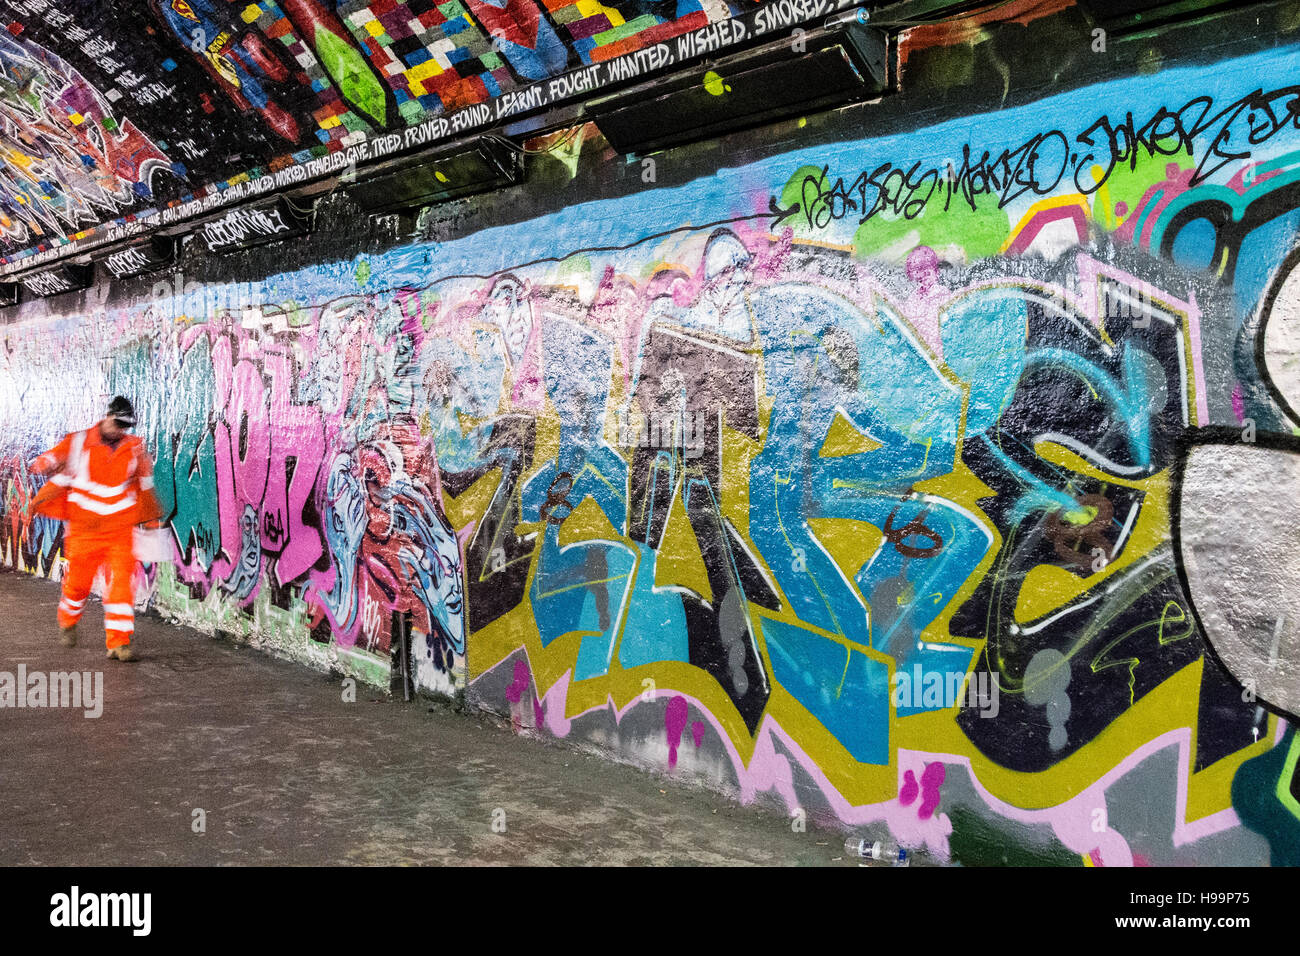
top-left (29, 426), bottom-right (163, 532)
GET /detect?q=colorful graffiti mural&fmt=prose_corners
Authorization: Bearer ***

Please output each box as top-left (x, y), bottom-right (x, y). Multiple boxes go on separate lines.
top-left (0, 29), bottom-right (178, 249)
top-left (2, 33), bottom-right (1300, 866)
top-left (0, 0), bottom-right (779, 257)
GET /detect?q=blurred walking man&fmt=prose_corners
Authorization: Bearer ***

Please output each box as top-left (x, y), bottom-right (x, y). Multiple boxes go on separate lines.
top-left (27, 397), bottom-right (163, 661)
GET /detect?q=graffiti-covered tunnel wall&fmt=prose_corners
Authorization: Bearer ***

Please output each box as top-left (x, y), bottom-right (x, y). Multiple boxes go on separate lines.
top-left (2, 0), bottom-right (1300, 865)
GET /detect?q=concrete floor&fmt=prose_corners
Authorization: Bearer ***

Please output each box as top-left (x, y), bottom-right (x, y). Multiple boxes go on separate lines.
top-left (0, 572), bottom-right (854, 866)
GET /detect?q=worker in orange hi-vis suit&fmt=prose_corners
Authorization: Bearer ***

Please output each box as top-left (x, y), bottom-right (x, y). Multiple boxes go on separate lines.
top-left (27, 396), bottom-right (164, 661)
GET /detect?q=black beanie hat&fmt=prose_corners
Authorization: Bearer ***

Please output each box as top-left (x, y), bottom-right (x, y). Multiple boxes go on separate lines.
top-left (107, 396), bottom-right (136, 426)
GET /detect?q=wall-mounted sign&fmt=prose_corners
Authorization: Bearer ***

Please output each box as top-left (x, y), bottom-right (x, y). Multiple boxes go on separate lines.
top-left (101, 237), bottom-right (177, 280)
top-left (196, 197), bottom-right (314, 255)
top-left (18, 264), bottom-right (93, 299)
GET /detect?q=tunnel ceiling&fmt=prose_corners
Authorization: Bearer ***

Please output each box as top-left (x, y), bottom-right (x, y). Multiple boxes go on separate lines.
top-left (0, 0), bottom-right (857, 273)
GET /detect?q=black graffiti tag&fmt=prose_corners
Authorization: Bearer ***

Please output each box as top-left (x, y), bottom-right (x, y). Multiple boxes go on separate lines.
top-left (883, 505), bottom-right (944, 559)
top-left (540, 471), bottom-right (575, 525)
top-left (262, 508), bottom-right (285, 545)
top-left (1045, 493), bottom-right (1114, 571)
top-left (772, 84), bottom-right (1300, 230)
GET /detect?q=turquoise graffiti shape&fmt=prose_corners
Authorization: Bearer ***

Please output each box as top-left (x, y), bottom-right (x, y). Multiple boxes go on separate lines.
top-left (521, 317), bottom-right (634, 680)
top-left (155, 335), bottom-right (221, 571)
top-left (762, 617), bottom-right (891, 765)
top-left (745, 281), bottom-right (995, 741)
top-left (523, 454), bottom-right (635, 681)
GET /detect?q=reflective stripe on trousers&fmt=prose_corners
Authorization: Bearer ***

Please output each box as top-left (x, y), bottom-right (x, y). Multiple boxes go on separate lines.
top-left (57, 536), bottom-right (136, 649)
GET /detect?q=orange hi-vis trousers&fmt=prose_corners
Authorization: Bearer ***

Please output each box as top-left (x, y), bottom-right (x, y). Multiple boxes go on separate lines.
top-left (57, 530), bottom-right (136, 649)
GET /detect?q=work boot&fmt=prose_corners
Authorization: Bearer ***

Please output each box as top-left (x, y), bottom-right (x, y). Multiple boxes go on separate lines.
top-left (111, 644), bottom-right (135, 662)
top-left (59, 624), bottom-right (77, 647)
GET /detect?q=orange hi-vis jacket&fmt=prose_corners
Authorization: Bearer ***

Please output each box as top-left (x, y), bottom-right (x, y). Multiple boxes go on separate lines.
top-left (29, 426), bottom-right (164, 533)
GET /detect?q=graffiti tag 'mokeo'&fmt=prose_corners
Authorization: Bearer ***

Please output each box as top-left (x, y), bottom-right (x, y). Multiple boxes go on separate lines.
top-left (0, 666), bottom-right (102, 718)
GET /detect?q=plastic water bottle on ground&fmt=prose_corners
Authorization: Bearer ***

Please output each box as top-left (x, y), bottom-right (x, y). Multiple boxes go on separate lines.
top-left (844, 837), bottom-right (910, 866)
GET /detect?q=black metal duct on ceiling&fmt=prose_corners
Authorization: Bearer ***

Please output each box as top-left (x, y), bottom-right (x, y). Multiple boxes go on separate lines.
top-left (195, 196), bottom-right (316, 255)
top-left (585, 16), bottom-right (890, 156)
top-left (99, 237), bottom-right (178, 281)
top-left (345, 137), bottom-right (523, 214)
top-left (1078, 0), bottom-right (1253, 34)
top-left (17, 263), bottom-right (94, 300)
